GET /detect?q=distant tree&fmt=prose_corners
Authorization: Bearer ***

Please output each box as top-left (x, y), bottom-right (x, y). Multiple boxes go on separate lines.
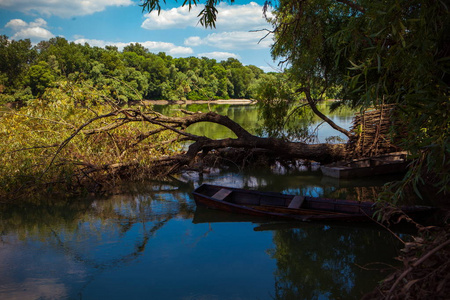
top-left (0, 36), bottom-right (36, 92)
top-left (27, 61), bottom-right (56, 96)
top-left (99, 49), bottom-right (124, 73)
top-left (123, 43), bottom-right (148, 56)
top-left (105, 45), bottom-right (119, 52)
top-left (39, 37), bottom-right (88, 75)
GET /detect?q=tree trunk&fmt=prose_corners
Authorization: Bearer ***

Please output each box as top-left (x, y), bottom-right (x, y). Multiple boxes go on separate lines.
top-left (108, 109), bottom-right (348, 172)
top-left (76, 108), bottom-right (348, 175)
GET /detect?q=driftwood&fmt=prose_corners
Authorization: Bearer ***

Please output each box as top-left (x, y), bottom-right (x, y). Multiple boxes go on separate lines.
top-left (362, 223), bottom-right (450, 300)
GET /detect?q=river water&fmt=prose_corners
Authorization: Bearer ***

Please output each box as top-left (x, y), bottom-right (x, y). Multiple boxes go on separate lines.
top-left (0, 103), bottom-right (403, 300)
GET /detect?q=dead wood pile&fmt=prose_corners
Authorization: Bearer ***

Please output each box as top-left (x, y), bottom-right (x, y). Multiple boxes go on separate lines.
top-left (346, 104), bottom-right (403, 158)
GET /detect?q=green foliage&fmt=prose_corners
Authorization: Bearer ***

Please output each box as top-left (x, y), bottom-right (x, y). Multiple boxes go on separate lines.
top-left (0, 35), bottom-right (37, 92)
top-left (27, 61), bottom-right (56, 96)
top-left (267, 0), bottom-right (450, 202)
top-left (0, 82), bottom-right (180, 199)
top-left (254, 72), bottom-right (354, 142)
top-left (0, 87), bottom-right (33, 106)
top-left (255, 73), bottom-right (296, 138)
top-left (0, 36), bottom-right (263, 103)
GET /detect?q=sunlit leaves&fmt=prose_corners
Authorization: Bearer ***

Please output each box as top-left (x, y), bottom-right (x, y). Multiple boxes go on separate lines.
top-left (0, 82), bottom-right (179, 198)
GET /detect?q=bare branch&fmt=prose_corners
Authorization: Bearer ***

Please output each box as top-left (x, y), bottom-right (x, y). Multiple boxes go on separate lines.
top-left (299, 87), bottom-right (351, 138)
top-left (41, 110), bottom-right (125, 176)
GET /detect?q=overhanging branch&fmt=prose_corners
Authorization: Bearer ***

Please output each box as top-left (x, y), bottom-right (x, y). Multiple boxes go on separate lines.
top-left (300, 87), bottom-right (351, 138)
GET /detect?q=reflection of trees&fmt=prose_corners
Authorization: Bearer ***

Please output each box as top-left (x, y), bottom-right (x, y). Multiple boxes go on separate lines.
top-left (0, 199), bottom-right (93, 239)
top-left (154, 103), bottom-right (261, 139)
top-left (269, 225), bottom-right (401, 300)
top-left (0, 178), bottom-right (195, 265)
top-left (154, 102), bottom-right (353, 143)
top-left (0, 178), bottom-right (195, 239)
top-left (257, 100), bottom-right (355, 143)
top-left (1, 178), bottom-right (197, 297)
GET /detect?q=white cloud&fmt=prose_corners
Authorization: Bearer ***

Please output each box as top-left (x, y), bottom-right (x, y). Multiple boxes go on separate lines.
top-left (0, 0), bottom-right (133, 18)
top-left (184, 36), bottom-right (202, 47)
top-left (29, 18), bottom-right (48, 27)
top-left (142, 2), bottom-right (273, 31)
top-left (73, 39), bottom-right (194, 56)
top-left (141, 5), bottom-right (198, 30)
top-left (185, 31), bottom-right (273, 50)
top-left (140, 41), bottom-right (194, 56)
top-left (5, 18), bottom-right (54, 43)
top-left (73, 38), bottom-right (108, 47)
top-left (197, 52), bottom-right (240, 61)
top-left (12, 27), bottom-right (54, 41)
top-left (5, 19), bottom-right (28, 30)
top-left (215, 2), bottom-right (273, 31)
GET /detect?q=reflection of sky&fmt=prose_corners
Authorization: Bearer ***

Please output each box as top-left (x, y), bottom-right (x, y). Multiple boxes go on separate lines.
top-left (281, 187), bottom-right (329, 198)
top-left (0, 216), bottom-right (277, 299)
top-left (0, 235), bottom-right (84, 300)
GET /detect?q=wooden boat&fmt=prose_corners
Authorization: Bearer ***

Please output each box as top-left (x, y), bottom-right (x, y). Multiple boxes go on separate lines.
top-left (192, 184), bottom-right (434, 222)
top-left (320, 152), bottom-right (409, 179)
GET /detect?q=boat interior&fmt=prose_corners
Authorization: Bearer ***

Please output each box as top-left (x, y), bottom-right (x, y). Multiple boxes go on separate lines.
top-left (195, 184), bottom-right (373, 215)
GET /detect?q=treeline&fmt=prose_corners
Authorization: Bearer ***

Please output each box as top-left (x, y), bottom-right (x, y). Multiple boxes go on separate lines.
top-left (0, 35), bottom-right (270, 105)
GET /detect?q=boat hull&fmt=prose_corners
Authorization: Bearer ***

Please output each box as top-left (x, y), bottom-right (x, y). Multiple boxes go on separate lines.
top-left (321, 152), bottom-right (409, 179)
top-left (192, 184), bottom-right (435, 222)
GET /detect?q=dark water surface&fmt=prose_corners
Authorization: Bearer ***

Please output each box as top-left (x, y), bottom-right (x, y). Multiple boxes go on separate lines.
top-left (0, 104), bottom-right (403, 300)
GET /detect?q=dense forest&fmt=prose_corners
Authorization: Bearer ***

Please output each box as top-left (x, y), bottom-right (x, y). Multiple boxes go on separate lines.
top-left (0, 35), bottom-right (269, 105)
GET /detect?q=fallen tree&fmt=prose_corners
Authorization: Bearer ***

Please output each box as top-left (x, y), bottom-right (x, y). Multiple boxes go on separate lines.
top-left (0, 94), bottom-right (349, 200)
top-left (73, 106), bottom-right (347, 177)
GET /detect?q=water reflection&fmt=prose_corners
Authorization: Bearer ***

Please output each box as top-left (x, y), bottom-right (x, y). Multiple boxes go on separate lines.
top-left (192, 205), bottom-right (401, 300)
top-left (153, 102), bottom-right (354, 143)
top-left (0, 103), bottom-right (405, 300)
top-left (0, 188), bottom-right (195, 300)
top-left (0, 171), bottom-right (403, 300)
top-left (188, 166), bottom-right (402, 201)
top-left (270, 225), bottom-right (398, 300)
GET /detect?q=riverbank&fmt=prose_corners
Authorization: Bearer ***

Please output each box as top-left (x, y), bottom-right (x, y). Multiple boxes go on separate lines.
top-left (140, 98), bottom-right (257, 105)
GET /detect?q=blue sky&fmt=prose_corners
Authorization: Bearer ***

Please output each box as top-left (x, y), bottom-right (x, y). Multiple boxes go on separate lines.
top-left (0, 0), bottom-right (280, 72)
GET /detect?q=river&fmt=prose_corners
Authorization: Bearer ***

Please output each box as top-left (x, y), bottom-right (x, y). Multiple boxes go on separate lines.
top-left (0, 102), bottom-right (404, 300)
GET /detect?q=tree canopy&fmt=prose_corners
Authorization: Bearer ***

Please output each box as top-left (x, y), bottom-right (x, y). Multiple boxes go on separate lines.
top-left (0, 35), bottom-right (267, 104)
